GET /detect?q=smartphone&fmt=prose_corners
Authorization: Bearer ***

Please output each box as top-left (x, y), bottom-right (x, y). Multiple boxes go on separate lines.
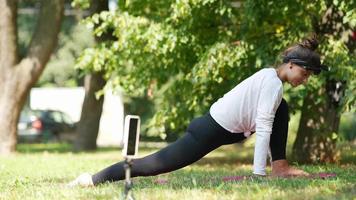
top-left (122, 115), bottom-right (140, 158)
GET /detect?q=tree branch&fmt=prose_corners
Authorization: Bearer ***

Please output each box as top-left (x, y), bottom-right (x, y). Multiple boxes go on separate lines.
top-left (0, 0), bottom-right (18, 74)
top-left (22, 0), bottom-right (64, 84)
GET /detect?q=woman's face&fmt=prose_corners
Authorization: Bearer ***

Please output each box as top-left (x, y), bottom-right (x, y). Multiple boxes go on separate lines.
top-left (287, 63), bottom-right (312, 87)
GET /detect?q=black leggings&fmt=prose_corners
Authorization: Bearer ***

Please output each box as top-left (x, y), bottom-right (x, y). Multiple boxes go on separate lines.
top-left (92, 99), bottom-right (289, 185)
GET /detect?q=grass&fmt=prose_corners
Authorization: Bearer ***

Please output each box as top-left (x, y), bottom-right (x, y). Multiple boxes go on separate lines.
top-left (0, 142), bottom-right (355, 200)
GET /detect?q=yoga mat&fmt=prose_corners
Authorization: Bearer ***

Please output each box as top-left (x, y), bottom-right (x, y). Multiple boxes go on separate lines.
top-left (221, 173), bottom-right (337, 182)
top-left (153, 172), bottom-right (337, 184)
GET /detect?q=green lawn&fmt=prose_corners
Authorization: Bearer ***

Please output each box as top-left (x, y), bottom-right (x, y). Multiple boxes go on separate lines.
top-left (0, 142), bottom-right (355, 200)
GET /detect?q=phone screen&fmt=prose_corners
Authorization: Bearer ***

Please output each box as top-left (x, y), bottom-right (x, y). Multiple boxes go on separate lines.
top-left (127, 118), bottom-right (138, 156)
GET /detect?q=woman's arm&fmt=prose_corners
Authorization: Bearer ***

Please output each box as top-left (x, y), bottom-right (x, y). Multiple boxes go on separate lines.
top-left (253, 80), bottom-right (283, 175)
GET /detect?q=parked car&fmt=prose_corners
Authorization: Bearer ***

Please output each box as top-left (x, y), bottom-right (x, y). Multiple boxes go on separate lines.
top-left (17, 109), bottom-right (77, 143)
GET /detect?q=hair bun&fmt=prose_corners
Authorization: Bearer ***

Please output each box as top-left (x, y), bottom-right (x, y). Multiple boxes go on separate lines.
top-left (299, 34), bottom-right (319, 51)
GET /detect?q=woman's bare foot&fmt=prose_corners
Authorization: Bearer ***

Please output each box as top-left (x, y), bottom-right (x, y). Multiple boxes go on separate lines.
top-left (271, 159), bottom-right (309, 177)
top-left (67, 173), bottom-right (94, 187)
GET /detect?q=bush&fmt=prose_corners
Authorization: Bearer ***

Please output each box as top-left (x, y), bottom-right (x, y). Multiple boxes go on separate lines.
top-left (339, 112), bottom-right (356, 141)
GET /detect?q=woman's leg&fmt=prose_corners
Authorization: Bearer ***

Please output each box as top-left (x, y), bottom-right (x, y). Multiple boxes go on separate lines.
top-left (92, 131), bottom-right (220, 185)
top-left (269, 98), bottom-right (289, 161)
top-left (91, 113), bottom-right (245, 185)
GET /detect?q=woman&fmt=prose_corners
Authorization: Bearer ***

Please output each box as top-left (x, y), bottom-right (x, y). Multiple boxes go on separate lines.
top-left (69, 35), bottom-right (328, 187)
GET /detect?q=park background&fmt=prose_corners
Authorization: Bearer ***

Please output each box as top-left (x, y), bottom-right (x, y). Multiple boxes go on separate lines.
top-left (0, 0), bottom-right (355, 199)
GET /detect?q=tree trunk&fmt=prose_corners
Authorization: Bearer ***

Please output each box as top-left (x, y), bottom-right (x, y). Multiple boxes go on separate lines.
top-left (0, 77), bottom-right (25, 154)
top-left (292, 82), bottom-right (343, 163)
top-left (74, 0), bottom-right (109, 151)
top-left (292, 4), bottom-right (351, 163)
top-left (74, 73), bottom-right (106, 151)
top-left (0, 0), bottom-right (64, 154)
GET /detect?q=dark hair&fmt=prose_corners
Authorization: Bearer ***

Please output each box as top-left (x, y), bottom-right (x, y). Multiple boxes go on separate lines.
top-left (281, 34), bottom-right (328, 74)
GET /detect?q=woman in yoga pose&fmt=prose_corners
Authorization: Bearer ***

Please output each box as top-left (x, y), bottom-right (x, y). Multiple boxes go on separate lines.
top-left (69, 35), bottom-right (328, 187)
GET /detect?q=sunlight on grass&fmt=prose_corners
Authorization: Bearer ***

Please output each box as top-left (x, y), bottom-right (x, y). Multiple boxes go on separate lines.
top-left (0, 142), bottom-right (355, 200)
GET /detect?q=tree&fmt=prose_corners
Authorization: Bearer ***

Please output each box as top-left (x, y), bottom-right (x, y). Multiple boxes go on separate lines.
top-left (74, 71), bottom-right (106, 151)
top-left (75, 0), bottom-right (247, 139)
top-left (234, 0), bottom-right (355, 163)
top-left (36, 22), bottom-right (95, 87)
top-left (292, 2), bottom-right (355, 163)
top-left (75, 0), bottom-right (355, 161)
top-left (73, 0), bottom-right (112, 151)
top-left (0, 0), bottom-right (64, 154)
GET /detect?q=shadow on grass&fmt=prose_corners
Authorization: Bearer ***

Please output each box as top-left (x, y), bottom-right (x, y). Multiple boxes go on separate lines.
top-left (16, 143), bottom-right (73, 153)
top-left (15, 142), bottom-right (167, 154)
top-left (16, 143), bottom-right (120, 154)
top-left (124, 167), bottom-right (351, 192)
top-left (16, 141), bottom-right (356, 166)
top-left (338, 141), bottom-right (356, 164)
top-left (196, 155), bottom-right (253, 166)
top-left (112, 169), bottom-right (308, 190)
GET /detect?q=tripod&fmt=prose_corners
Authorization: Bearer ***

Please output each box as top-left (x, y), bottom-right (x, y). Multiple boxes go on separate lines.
top-left (122, 157), bottom-right (135, 200)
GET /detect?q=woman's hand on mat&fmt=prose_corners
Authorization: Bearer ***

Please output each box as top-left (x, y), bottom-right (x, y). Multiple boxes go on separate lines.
top-left (271, 159), bottom-right (309, 177)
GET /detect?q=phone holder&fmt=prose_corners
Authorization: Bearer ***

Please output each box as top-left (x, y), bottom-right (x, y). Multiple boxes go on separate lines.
top-left (123, 157), bottom-right (135, 200)
top-left (121, 115), bottom-right (140, 200)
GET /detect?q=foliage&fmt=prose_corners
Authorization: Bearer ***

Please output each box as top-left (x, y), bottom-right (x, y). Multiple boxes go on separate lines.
top-left (17, 2), bottom-right (95, 87)
top-left (17, 10), bottom-right (38, 59)
top-left (75, 0), bottom-right (355, 138)
top-left (339, 112), bottom-right (356, 141)
top-left (37, 22), bottom-right (94, 87)
top-left (71, 0), bottom-right (91, 9)
top-left (75, 0), bottom-right (250, 138)
top-left (242, 0), bottom-right (356, 113)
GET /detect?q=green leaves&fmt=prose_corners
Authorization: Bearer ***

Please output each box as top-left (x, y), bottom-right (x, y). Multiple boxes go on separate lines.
top-left (71, 0), bottom-right (90, 9)
top-left (75, 0), bottom-right (355, 138)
